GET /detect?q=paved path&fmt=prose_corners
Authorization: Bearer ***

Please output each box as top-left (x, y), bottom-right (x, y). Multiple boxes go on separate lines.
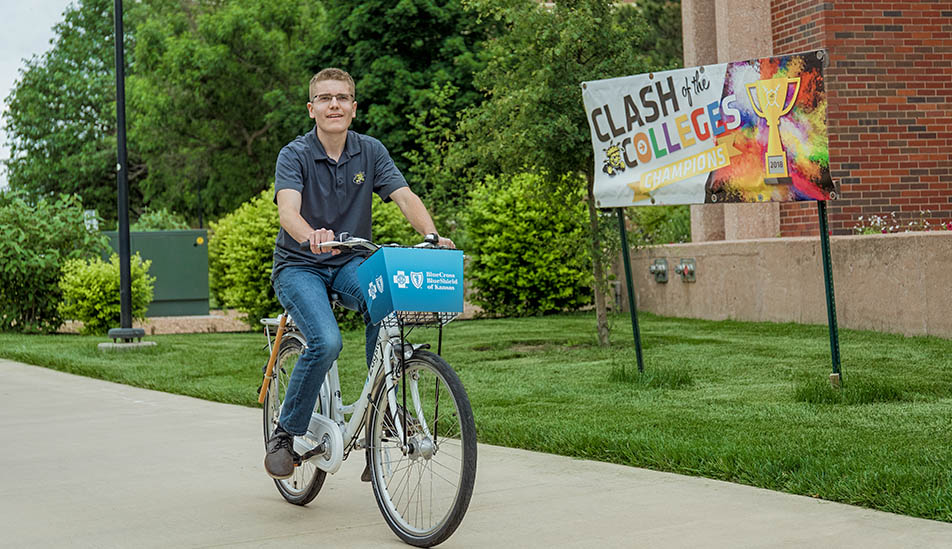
top-left (1, 358), bottom-right (949, 548)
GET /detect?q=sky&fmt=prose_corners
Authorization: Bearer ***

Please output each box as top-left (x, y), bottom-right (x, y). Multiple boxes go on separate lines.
top-left (0, 0), bottom-right (74, 190)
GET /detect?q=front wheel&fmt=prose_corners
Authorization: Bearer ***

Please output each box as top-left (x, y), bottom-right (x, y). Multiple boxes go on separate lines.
top-left (367, 351), bottom-right (477, 547)
top-left (263, 335), bottom-right (327, 505)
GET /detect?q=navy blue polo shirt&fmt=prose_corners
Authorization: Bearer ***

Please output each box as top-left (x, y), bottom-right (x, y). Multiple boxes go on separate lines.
top-left (271, 128), bottom-right (408, 278)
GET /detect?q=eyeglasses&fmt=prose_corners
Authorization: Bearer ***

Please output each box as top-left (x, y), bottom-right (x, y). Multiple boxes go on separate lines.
top-left (312, 93), bottom-right (354, 105)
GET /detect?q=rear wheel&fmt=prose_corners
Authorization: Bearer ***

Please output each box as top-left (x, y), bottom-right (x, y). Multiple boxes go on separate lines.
top-left (367, 351), bottom-right (477, 547)
top-left (263, 335), bottom-right (326, 505)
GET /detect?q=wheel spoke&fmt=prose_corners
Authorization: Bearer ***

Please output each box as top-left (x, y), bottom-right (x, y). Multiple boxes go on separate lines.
top-left (428, 456), bottom-right (462, 480)
top-left (390, 460), bottom-right (414, 509)
top-left (419, 461), bottom-right (459, 487)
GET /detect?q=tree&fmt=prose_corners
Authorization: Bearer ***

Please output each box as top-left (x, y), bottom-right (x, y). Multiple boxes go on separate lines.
top-left (2, 0), bottom-right (143, 224)
top-left (129, 0), bottom-right (325, 224)
top-left (627, 0), bottom-right (683, 70)
top-left (311, 0), bottom-right (492, 189)
top-left (453, 0), bottom-right (680, 344)
top-left (403, 81), bottom-right (469, 218)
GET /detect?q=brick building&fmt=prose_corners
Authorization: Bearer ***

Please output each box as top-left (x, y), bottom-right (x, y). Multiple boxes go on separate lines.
top-left (683, 0), bottom-right (952, 238)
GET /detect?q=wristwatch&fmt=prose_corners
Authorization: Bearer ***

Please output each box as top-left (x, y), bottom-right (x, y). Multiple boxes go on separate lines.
top-left (424, 233), bottom-right (440, 245)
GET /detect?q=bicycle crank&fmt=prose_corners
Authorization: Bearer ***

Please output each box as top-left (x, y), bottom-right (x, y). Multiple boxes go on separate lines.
top-left (295, 413), bottom-right (344, 473)
top-left (295, 442), bottom-right (327, 465)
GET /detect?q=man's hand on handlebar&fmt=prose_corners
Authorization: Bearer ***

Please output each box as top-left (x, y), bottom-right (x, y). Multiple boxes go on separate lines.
top-left (306, 228), bottom-right (341, 255)
top-left (299, 231), bottom-right (452, 253)
top-left (422, 232), bottom-right (455, 249)
top-left (298, 232), bottom-right (377, 254)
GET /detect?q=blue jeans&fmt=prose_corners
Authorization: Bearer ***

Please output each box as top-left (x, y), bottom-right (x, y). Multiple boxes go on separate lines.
top-left (272, 256), bottom-right (380, 436)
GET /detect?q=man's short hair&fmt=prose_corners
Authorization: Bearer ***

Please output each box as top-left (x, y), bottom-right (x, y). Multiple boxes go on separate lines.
top-left (309, 68), bottom-right (356, 101)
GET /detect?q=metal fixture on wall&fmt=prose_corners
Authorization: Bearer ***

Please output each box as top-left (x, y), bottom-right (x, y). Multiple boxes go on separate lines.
top-left (649, 259), bottom-right (668, 283)
top-left (674, 259), bottom-right (696, 282)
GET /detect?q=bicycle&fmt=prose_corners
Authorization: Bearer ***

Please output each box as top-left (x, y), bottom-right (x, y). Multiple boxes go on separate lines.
top-left (257, 236), bottom-right (476, 548)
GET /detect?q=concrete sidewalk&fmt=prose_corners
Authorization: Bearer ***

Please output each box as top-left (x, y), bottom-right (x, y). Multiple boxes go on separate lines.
top-left (1, 358), bottom-right (949, 548)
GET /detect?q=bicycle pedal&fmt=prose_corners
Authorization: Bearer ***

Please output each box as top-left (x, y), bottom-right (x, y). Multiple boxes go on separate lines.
top-left (295, 442), bottom-right (327, 464)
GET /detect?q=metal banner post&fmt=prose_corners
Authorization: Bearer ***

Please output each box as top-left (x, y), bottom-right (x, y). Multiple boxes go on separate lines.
top-left (817, 200), bottom-right (842, 386)
top-left (616, 208), bottom-right (645, 373)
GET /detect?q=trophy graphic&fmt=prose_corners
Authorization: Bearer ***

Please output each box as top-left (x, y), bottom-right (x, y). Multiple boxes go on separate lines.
top-left (746, 77), bottom-right (801, 183)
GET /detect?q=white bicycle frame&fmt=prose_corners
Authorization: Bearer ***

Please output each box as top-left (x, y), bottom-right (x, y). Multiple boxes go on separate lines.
top-left (264, 315), bottom-right (412, 474)
top-left (261, 236), bottom-right (472, 545)
top-left (263, 235), bottom-right (448, 474)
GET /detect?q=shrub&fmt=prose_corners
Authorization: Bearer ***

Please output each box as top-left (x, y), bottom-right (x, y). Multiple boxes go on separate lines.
top-left (208, 187), bottom-right (282, 327)
top-left (58, 253), bottom-right (155, 335)
top-left (0, 192), bottom-right (108, 333)
top-left (464, 171), bottom-right (593, 316)
top-left (628, 205), bottom-right (691, 247)
top-left (373, 193), bottom-right (419, 246)
top-left (131, 207), bottom-right (190, 231)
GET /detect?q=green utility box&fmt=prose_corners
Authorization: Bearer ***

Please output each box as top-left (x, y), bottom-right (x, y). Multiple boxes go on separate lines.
top-left (105, 230), bottom-right (209, 317)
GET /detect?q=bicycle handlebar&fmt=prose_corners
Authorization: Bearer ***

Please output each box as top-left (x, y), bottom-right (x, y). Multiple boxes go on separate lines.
top-left (299, 232), bottom-right (449, 253)
top-left (298, 234), bottom-right (379, 253)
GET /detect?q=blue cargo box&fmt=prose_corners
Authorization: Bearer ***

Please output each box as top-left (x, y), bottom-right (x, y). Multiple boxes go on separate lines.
top-left (357, 247), bottom-right (464, 325)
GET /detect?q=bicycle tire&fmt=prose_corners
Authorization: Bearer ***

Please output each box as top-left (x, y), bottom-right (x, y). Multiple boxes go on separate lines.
top-left (367, 350), bottom-right (477, 547)
top-left (262, 335), bottom-right (327, 506)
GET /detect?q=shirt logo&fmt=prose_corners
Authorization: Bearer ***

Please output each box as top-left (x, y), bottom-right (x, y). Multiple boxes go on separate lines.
top-left (353, 171), bottom-right (365, 185)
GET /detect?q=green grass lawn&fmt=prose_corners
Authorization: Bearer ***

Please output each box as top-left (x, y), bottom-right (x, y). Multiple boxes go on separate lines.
top-left (1, 312), bottom-right (950, 522)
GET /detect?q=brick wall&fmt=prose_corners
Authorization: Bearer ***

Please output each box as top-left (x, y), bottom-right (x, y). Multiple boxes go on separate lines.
top-left (771, 0), bottom-right (952, 236)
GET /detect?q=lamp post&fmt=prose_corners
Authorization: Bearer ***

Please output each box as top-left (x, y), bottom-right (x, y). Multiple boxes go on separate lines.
top-left (105, 0), bottom-right (144, 344)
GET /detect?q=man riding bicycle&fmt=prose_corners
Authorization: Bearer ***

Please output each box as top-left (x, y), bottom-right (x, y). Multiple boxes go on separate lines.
top-left (265, 67), bottom-right (454, 480)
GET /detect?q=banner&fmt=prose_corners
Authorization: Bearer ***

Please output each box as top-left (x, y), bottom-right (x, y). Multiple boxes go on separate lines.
top-left (581, 50), bottom-right (837, 208)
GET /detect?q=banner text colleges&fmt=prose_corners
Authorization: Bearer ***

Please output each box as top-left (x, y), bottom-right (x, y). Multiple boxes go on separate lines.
top-left (588, 75), bottom-right (742, 169)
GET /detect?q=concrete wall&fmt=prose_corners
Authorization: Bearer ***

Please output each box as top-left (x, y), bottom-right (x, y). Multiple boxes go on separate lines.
top-left (617, 232), bottom-right (952, 338)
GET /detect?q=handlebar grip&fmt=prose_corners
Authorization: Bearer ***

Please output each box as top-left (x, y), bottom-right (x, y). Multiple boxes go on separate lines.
top-left (299, 231), bottom-right (351, 251)
top-left (299, 240), bottom-right (341, 252)
top-left (297, 234), bottom-right (378, 254)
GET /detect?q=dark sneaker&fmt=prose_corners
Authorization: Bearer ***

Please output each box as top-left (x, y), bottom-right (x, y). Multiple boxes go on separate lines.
top-left (264, 429), bottom-right (296, 480)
